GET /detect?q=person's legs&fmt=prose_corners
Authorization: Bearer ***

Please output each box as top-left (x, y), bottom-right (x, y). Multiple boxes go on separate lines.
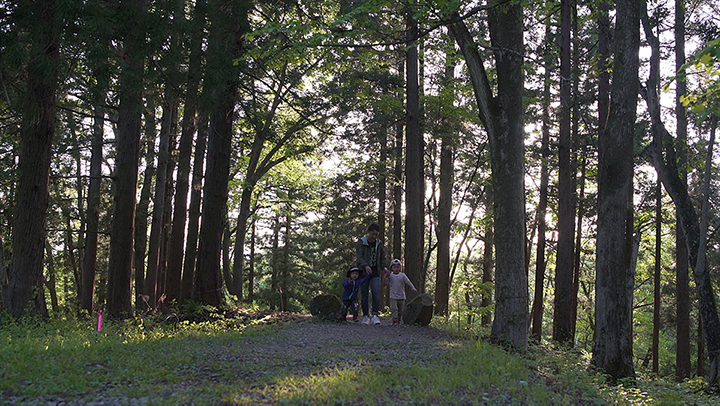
top-left (390, 299), bottom-right (399, 322)
top-left (360, 279), bottom-right (370, 317)
top-left (397, 299), bottom-right (405, 323)
top-left (370, 277), bottom-right (381, 316)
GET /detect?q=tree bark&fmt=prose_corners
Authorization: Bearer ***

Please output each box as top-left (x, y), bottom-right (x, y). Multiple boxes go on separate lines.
top-left (553, 0), bottom-right (576, 346)
top-left (592, 0), bottom-right (640, 381)
top-left (404, 2), bottom-right (425, 300)
top-left (2, 0), bottom-right (59, 320)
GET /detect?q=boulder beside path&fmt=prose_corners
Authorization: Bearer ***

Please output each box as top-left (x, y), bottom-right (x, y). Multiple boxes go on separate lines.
top-left (310, 294), bottom-right (343, 321)
top-left (403, 293), bottom-right (433, 326)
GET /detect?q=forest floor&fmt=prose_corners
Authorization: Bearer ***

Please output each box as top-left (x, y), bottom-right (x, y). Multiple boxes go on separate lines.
top-left (2, 310), bottom-right (718, 404)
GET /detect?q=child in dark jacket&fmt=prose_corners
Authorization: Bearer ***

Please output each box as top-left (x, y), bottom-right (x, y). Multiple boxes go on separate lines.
top-left (342, 266), bottom-right (371, 322)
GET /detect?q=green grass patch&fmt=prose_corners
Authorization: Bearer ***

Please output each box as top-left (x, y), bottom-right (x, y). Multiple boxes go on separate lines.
top-left (1, 313), bottom-right (718, 404)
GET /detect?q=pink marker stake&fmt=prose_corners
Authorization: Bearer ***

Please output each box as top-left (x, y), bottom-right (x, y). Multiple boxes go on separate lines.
top-left (97, 310), bottom-right (103, 332)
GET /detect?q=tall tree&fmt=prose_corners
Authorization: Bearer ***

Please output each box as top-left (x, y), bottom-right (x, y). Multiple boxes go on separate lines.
top-left (194, 0), bottom-right (250, 307)
top-left (180, 115), bottom-right (208, 303)
top-left (531, 16), bottom-right (552, 342)
top-left (2, 0), bottom-right (61, 319)
top-left (653, 182), bottom-right (662, 374)
top-left (449, 0), bottom-right (527, 349)
top-left (434, 33), bottom-right (456, 316)
top-left (553, 0), bottom-right (576, 346)
top-left (592, 0), bottom-right (640, 380)
top-left (674, 0), bottom-right (692, 381)
top-left (106, 0), bottom-right (148, 319)
top-left (166, 0), bottom-right (206, 303)
top-left (404, 1), bottom-right (425, 299)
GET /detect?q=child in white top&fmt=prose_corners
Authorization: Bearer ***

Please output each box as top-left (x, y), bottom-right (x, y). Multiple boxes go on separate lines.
top-left (385, 259), bottom-right (417, 325)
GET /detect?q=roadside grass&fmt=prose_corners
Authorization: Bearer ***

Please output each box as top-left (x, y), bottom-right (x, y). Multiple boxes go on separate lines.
top-left (1, 311), bottom-right (718, 404)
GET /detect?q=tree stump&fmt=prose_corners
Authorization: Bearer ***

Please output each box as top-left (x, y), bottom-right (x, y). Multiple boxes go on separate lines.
top-left (403, 293), bottom-right (433, 326)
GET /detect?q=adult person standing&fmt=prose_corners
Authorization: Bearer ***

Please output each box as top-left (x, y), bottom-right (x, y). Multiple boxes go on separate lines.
top-left (356, 223), bottom-right (388, 325)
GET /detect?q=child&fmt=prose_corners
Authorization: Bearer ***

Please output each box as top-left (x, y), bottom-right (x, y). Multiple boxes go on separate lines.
top-left (342, 266), bottom-right (371, 322)
top-left (385, 259), bottom-right (417, 325)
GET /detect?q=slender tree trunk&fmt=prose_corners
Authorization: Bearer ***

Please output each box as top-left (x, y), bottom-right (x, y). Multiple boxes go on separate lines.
top-left (481, 189), bottom-right (494, 327)
top-left (134, 105), bottom-right (156, 310)
top-left (532, 19), bottom-right (552, 341)
top-left (247, 219), bottom-right (256, 303)
top-left (404, 1), bottom-right (425, 300)
top-left (81, 100), bottom-right (106, 314)
top-left (674, 0), bottom-right (691, 382)
top-left (435, 34), bottom-right (455, 316)
top-left (145, 93), bottom-right (174, 308)
top-left (379, 124), bottom-right (388, 308)
top-left (3, 0), bottom-right (59, 320)
top-left (180, 115), bottom-right (208, 303)
top-left (44, 242), bottom-right (58, 313)
top-left (166, 0), bottom-right (206, 304)
top-left (592, 0), bottom-right (640, 380)
top-left (571, 154), bottom-right (586, 337)
top-left (554, 0), bottom-right (576, 346)
top-left (653, 182), bottom-right (662, 374)
top-left (281, 210), bottom-right (290, 312)
top-left (393, 58), bottom-right (404, 263)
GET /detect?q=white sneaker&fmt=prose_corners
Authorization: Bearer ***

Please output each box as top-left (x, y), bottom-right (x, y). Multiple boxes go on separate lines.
top-left (372, 315), bottom-right (380, 325)
top-left (362, 316), bottom-right (370, 325)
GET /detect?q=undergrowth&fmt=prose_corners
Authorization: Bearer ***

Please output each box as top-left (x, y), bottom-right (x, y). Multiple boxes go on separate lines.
top-left (0, 309), bottom-right (717, 404)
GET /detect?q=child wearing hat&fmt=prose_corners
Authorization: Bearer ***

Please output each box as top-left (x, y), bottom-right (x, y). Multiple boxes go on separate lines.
top-left (385, 259), bottom-right (417, 325)
top-left (341, 266), bottom-right (371, 322)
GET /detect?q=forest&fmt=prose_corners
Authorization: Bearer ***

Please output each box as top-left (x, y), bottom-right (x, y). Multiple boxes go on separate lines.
top-left (1, 0), bottom-right (720, 395)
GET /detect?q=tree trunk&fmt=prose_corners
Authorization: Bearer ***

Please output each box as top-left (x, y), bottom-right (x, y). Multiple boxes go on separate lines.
top-left (653, 182), bottom-right (662, 374)
top-left (393, 58), bottom-right (404, 263)
top-left (134, 104), bottom-right (157, 311)
top-left (145, 92), bottom-right (174, 308)
top-left (166, 0), bottom-right (206, 304)
top-left (532, 18), bottom-right (552, 342)
top-left (195, 0), bottom-right (250, 307)
top-left (435, 35), bottom-right (455, 317)
top-left (81, 99), bottom-right (106, 314)
top-left (674, 0), bottom-right (691, 382)
top-left (404, 2), bottom-right (425, 300)
top-left (379, 124), bottom-right (388, 309)
top-left (448, 1), bottom-right (526, 349)
top-left (247, 219), bottom-right (256, 303)
top-left (180, 115), bottom-right (208, 303)
top-left (553, 0), bottom-right (576, 346)
top-left (106, 0), bottom-right (147, 319)
top-left (481, 194), bottom-right (494, 327)
top-left (592, 0), bottom-right (640, 381)
top-left (571, 154), bottom-right (586, 338)
top-left (3, 0), bottom-right (59, 320)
